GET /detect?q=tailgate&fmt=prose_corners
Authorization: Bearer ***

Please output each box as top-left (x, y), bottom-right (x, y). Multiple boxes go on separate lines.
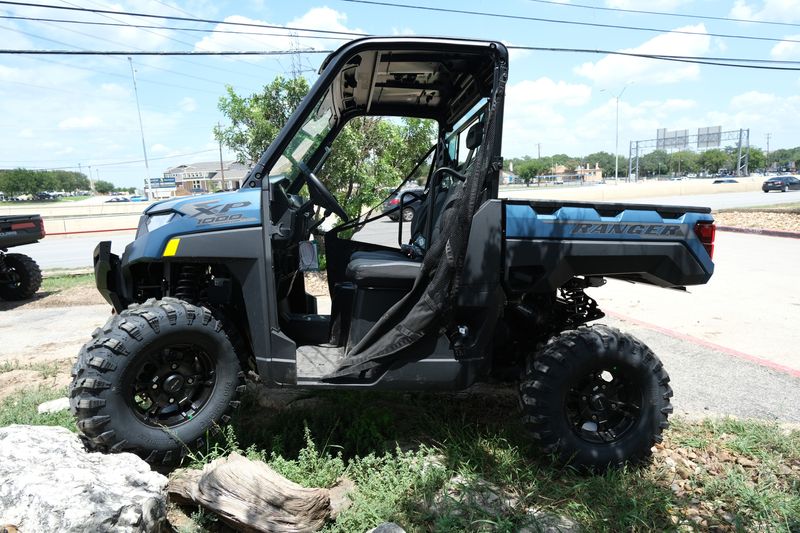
top-left (0, 215), bottom-right (46, 248)
top-left (503, 199), bottom-right (714, 292)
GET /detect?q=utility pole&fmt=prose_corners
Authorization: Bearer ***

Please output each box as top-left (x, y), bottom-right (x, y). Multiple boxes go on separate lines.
top-left (128, 57), bottom-right (151, 199)
top-left (614, 85), bottom-right (629, 182)
top-left (765, 133), bottom-right (771, 171)
top-left (537, 143), bottom-right (541, 159)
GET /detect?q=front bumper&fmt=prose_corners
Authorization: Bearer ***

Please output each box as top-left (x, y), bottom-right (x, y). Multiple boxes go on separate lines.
top-left (94, 240), bottom-right (126, 312)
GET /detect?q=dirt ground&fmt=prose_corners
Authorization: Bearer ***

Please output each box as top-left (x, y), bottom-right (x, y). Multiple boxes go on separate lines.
top-left (714, 210), bottom-right (800, 232)
top-left (0, 284), bottom-right (106, 312)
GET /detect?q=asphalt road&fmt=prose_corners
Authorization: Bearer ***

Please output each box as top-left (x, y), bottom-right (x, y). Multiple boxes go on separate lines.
top-left (616, 188), bottom-right (800, 210)
top-left (11, 231), bottom-right (135, 270)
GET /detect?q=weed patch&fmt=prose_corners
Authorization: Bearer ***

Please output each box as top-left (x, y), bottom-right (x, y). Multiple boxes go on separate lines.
top-left (0, 386), bottom-right (74, 429)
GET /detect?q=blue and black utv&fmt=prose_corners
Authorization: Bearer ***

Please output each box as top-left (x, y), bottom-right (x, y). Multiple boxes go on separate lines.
top-left (70, 37), bottom-right (716, 469)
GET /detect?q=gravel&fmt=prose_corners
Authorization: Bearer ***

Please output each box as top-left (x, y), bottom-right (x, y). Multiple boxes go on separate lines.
top-left (714, 211), bottom-right (800, 232)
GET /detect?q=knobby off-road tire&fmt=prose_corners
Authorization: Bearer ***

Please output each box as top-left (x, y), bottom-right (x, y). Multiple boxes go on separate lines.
top-left (519, 325), bottom-right (672, 469)
top-left (0, 253), bottom-right (42, 300)
top-left (70, 297), bottom-right (245, 465)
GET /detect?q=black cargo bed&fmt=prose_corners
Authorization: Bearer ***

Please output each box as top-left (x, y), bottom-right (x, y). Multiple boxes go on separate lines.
top-left (0, 215), bottom-right (45, 248)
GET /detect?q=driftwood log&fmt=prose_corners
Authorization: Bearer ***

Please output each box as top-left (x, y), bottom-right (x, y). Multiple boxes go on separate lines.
top-left (167, 453), bottom-right (331, 533)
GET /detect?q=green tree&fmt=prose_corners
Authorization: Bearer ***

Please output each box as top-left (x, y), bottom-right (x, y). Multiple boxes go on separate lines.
top-left (94, 180), bottom-right (115, 194)
top-left (698, 149), bottom-right (729, 174)
top-left (670, 150), bottom-right (699, 174)
top-left (216, 78), bottom-right (435, 220)
top-left (515, 158), bottom-right (552, 184)
top-left (639, 150), bottom-right (670, 177)
top-left (215, 77), bottom-right (310, 164)
top-left (748, 147), bottom-right (766, 171)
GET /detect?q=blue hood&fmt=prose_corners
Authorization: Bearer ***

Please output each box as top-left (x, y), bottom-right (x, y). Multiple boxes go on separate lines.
top-left (126, 189), bottom-right (262, 261)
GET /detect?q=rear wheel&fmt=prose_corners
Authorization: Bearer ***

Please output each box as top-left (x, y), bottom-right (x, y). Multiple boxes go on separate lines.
top-left (783, 184), bottom-right (789, 192)
top-left (70, 298), bottom-right (245, 465)
top-left (519, 325), bottom-right (672, 469)
top-left (0, 253), bottom-right (42, 301)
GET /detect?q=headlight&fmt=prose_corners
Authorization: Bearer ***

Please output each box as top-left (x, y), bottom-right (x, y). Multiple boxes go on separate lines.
top-left (146, 213), bottom-right (176, 232)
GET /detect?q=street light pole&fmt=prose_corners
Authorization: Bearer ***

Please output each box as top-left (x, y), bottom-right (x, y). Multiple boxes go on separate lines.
top-left (128, 57), bottom-right (151, 200)
top-left (614, 85), bottom-right (629, 182)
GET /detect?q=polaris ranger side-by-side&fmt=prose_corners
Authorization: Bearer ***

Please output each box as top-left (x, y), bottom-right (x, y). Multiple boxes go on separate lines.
top-left (0, 215), bottom-right (44, 300)
top-left (70, 37), bottom-right (715, 469)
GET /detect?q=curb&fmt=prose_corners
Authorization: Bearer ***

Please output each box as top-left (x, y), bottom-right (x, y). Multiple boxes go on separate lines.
top-left (716, 225), bottom-right (800, 239)
top-left (607, 310), bottom-right (800, 379)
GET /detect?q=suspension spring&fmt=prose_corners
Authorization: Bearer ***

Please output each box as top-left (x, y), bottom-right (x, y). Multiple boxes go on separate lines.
top-left (174, 265), bottom-right (200, 302)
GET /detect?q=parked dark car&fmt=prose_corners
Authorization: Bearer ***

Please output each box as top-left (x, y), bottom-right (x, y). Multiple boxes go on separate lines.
top-left (383, 186), bottom-right (424, 221)
top-left (105, 196), bottom-right (131, 203)
top-left (762, 175), bottom-right (800, 193)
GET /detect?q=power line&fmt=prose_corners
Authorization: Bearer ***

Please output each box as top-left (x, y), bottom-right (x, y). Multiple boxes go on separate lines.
top-left (341, 0), bottom-right (800, 47)
top-left (0, 49), bottom-right (332, 55)
top-left (0, 1), bottom-right (367, 37)
top-left (0, 15), bottom-right (354, 41)
top-left (506, 45), bottom-right (800, 69)
top-left (526, 0), bottom-right (800, 30)
top-left (62, 0), bottom-right (284, 75)
top-left (4, 46), bottom-right (800, 71)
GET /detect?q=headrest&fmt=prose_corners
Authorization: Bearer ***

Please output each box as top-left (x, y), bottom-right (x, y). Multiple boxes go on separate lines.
top-left (465, 121), bottom-right (484, 150)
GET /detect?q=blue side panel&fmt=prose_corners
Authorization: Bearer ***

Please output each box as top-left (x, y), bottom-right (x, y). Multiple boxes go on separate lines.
top-left (505, 203), bottom-right (714, 273)
top-left (126, 189), bottom-right (262, 261)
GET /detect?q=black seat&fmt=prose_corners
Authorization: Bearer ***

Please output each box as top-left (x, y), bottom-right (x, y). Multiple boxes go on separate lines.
top-left (345, 256), bottom-right (421, 289)
top-left (344, 120), bottom-right (481, 290)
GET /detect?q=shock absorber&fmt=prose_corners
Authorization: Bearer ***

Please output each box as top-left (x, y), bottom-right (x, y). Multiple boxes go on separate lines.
top-left (174, 265), bottom-right (200, 303)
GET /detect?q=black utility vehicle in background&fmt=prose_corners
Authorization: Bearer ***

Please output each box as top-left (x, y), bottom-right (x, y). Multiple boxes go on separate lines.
top-left (72, 37), bottom-right (716, 470)
top-left (0, 215), bottom-right (44, 300)
top-left (762, 175), bottom-right (800, 192)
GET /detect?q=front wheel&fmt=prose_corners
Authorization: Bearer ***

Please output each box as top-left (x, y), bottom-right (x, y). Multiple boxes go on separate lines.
top-left (519, 325), bottom-right (672, 469)
top-left (0, 253), bottom-right (42, 300)
top-left (70, 298), bottom-right (245, 465)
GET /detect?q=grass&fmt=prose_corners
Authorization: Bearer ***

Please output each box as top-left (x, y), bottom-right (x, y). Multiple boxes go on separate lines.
top-left (718, 201), bottom-right (800, 213)
top-left (40, 273), bottom-right (94, 292)
top-left (1, 384), bottom-right (798, 532)
top-left (0, 359), bottom-right (64, 379)
top-left (0, 195), bottom-right (90, 206)
top-left (0, 386), bottom-right (74, 429)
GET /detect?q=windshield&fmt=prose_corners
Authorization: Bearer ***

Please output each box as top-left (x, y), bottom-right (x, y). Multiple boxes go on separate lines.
top-left (269, 88), bottom-right (336, 181)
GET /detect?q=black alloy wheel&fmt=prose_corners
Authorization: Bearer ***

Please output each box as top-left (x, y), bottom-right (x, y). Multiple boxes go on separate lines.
top-left (565, 367), bottom-right (643, 445)
top-left (520, 325), bottom-right (672, 469)
top-left (128, 344), bottom-right (217, 428)
top-left (70, 298), bottom-right (245, 465)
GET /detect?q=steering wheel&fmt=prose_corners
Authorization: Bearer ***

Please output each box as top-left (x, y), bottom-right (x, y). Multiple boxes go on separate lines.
top-left (299, 163), bottom-right (349, 222)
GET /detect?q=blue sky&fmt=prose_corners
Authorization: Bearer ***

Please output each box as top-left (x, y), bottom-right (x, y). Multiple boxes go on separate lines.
top-left (1, 0), bottom-right (799, 187)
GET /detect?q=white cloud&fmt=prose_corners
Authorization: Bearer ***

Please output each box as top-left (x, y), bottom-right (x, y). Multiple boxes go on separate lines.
top-left (574, 24), bottom-right (711, 85)
top-left (58, 116), bottom-right (103, 130)
top-left (392, 27), bottom-right (416, 36)
top-left (507, 77), bottom-right (592, 107)
top-left (730, 0), bottom-right (800, 23)
top-left (194, 8), bottom-right (365, 56)
top-left (771, 34), bottom-right (800, 59)
top-left (179, 97), bottom-right (197, 112)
